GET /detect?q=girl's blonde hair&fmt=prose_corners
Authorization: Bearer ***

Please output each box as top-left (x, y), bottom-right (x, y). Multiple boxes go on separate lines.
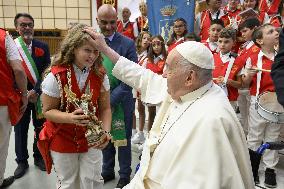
top-left (44, 23), bottom-right (104, 78)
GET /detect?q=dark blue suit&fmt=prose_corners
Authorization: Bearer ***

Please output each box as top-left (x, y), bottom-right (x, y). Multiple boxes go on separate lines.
top-left (14, 39), bottom-right (50, 163)
top-left (272, 28), bottom-right (284, 107)
top-left (102, 32), bottom-right (138, 180)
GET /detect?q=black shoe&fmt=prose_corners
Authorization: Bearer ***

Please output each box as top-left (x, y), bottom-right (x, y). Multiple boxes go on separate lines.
top-left (0, 176), bottom-right (15, 188)
top-left (14, 162), bottom-right (29, 179)
top-left (264, 168), bottom-right (277, 188)
top-left (102, 173), bottom-right (115, 183)
top-left (115, 178), bottom-right (130, 189)
top-left (254, 175), bottom-right (260, 185)
top-left (34, 158), bottom-right (46, 171)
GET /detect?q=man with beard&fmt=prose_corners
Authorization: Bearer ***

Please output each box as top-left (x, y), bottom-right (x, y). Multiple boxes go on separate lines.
top-left (13, 13), bottom-right (50, 179)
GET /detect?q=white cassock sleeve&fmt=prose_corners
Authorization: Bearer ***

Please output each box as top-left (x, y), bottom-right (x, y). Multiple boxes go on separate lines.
top-left (112, 56), bottom-right (168, 105)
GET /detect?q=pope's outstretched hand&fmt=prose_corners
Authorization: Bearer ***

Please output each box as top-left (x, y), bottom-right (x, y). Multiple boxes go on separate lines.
top-left (83, 27), bottom-right (107, 52)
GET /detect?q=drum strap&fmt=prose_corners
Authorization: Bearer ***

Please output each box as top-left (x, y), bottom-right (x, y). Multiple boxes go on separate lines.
top-left (256, 51), bottom-right (263, 98)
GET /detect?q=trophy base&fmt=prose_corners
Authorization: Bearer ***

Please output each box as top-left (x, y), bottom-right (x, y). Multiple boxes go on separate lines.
top-left (86, 132), bottom-right (108, 148)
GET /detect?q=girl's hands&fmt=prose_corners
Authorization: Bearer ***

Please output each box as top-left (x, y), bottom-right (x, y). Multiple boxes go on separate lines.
top-left (70, 108), bottom-right (90, 126)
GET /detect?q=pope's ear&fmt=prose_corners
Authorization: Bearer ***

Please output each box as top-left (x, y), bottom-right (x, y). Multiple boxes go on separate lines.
top-left (185, 70), bottom-right (195, 87)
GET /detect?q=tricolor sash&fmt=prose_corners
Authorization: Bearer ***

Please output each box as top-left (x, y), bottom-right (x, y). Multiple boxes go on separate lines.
top-left (15, 36), bottom-right (43, 118)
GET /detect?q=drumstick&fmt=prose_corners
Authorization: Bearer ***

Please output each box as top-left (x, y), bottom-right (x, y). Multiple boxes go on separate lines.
top-left (251, 67), bottom-right (271, 73)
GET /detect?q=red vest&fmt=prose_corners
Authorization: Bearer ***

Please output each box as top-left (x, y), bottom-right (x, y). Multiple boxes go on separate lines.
top-left (200, 10), bottom-right (212, 41)
top-left (117, 20), bottom-right (136, 40)
top-left (248, 53), bottom-right (275, 96)
top-left (42, 65), bottom-right (103, 153)
top-left (167, 39), bottom-right (184, 53)
top-left (0, 29), bottom-right (22, 125)
top-left (136, 16), bottom-right (148, 32)
top-left (236, 43), bottom-right (260, 68)
top-left (221, 8), bottom-right (241, 27)
top-left (213, 53), bottom-right (241, 101)
top-left (202, 41), bottom-right (219, 55)
top-left (146, 58), bottom-right (165, 75)
top-left (259, 0), bottom-right (281, 16)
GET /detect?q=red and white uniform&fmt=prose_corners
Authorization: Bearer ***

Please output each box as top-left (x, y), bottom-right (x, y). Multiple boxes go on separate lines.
top-left (117, 20), bottom-right (138, 40)
top-left (146, 55), bottom-right (165, 75)
top-left (136, 16), bottom-right (148, 33)
top-left (202, 39), bottom-right (219, 55)
top-left (213, 52), bottom-right (241, 102)
top-left (40, 64), bottom-right (109, 188)
top-left (0, 29), bottom-right (22, 186)
top-left (236, 41), bottom-right (260, 130)
top-left (167, 37), bottom-right (184, 53)
top-left (259, 0), bottom-right (281, 16)
top-left (245, 50), bottom-right (281, 170)
top-left (195, 9), bottom-right (225, 41)
top-left (221, 7), bottom-right (241, 29)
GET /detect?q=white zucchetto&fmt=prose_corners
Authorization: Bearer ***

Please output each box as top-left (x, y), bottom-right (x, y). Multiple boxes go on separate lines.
top-left (175, 41), bottom-right (214, 69)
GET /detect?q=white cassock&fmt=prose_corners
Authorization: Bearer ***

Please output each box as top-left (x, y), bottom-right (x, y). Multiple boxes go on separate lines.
top-left (112, 57), bottom-right (254, 189)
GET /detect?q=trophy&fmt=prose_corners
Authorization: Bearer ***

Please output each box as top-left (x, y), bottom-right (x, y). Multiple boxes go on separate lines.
top-left (64, 83), bottom-right (108, 147)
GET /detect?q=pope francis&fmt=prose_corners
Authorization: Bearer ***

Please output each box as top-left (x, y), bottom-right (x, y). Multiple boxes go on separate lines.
top-left (85, 27), bottom-right (254, 189)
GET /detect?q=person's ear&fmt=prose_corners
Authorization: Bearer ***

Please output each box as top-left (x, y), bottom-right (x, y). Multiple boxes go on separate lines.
top-left (185, 70), bottom-right (195, 87)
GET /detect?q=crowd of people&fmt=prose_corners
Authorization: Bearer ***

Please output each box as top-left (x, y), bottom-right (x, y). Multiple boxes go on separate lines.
top-left (0, 0), bottom-right (284, 189)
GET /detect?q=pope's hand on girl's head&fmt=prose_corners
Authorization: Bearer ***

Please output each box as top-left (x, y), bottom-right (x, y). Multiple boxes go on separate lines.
top-left (83, 27), bottom-right (107, 51)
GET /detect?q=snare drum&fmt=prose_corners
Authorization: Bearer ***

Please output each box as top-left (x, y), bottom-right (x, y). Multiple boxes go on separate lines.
top-left (256, 92), bottom-right (284, 123)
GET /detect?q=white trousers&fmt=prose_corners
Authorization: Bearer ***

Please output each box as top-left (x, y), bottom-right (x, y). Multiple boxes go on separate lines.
top-left (237, 89), bottom-right (251, 132)
top-left (0, 106), bottom-right (12, 186)
top-left (247, 96), bottom-right (281, 169)
top-left (51, 148), bottom-right (104, 189)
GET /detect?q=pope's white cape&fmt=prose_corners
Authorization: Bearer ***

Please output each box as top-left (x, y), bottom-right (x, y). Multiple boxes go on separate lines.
top-left (112, 56), bottom-right (254, 189)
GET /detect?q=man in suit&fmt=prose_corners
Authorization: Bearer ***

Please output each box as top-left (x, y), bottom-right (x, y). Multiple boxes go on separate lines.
top-left (96, 4), bottom-right (138, 189)
top-left (272, 27), bottom-right (284, 107)
top-left (0, 29), bottom-right (28, 189)
top-left (13, 13), bottom-right (51, 179)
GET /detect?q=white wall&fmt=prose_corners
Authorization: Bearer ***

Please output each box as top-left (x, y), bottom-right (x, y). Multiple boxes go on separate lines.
top-left (92, 0), bottom-right (145, 29)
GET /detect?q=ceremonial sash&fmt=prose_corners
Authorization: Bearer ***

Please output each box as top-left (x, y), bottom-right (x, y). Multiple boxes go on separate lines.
top-left (15, 36), bottom-right (43, 118)
top-left (102, 54), bottom-right (127, 147)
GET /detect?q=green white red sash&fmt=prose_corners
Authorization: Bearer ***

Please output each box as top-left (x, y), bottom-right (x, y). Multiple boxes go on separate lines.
top-left (14, 36), bottom-right (43, 118)
top-left (15, 36), bottom-right (40, 85)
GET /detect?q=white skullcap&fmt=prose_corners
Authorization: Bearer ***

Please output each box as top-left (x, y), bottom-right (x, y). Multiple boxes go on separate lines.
top-left (175, 41), bottom-right (214, 69)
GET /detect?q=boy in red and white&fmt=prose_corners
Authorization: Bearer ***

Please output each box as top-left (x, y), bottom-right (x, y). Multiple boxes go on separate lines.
top-left (235, 17), bottom-right (260, 130)
top-left (117, 7), bottom-right (138, 40)
top-left (213, 28), bottom-right (242, 110)
top-left (202, 19), bottom-right (224, 54)
top-left (195, 0), bottom-right (225, 41)
top-left (242, 24), bottom-right (281, 188)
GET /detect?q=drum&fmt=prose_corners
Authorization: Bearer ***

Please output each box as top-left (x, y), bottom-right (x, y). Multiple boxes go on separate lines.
top-left (256, 92), bottom-right (284, 123)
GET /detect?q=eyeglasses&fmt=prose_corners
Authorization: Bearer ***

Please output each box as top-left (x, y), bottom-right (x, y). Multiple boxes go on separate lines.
top-left (19, 22), bottom-right (34, 28)
top-left (173, 24), bottom-right (185, 29)
top-left (98, 19), bottom-right (116, 26)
